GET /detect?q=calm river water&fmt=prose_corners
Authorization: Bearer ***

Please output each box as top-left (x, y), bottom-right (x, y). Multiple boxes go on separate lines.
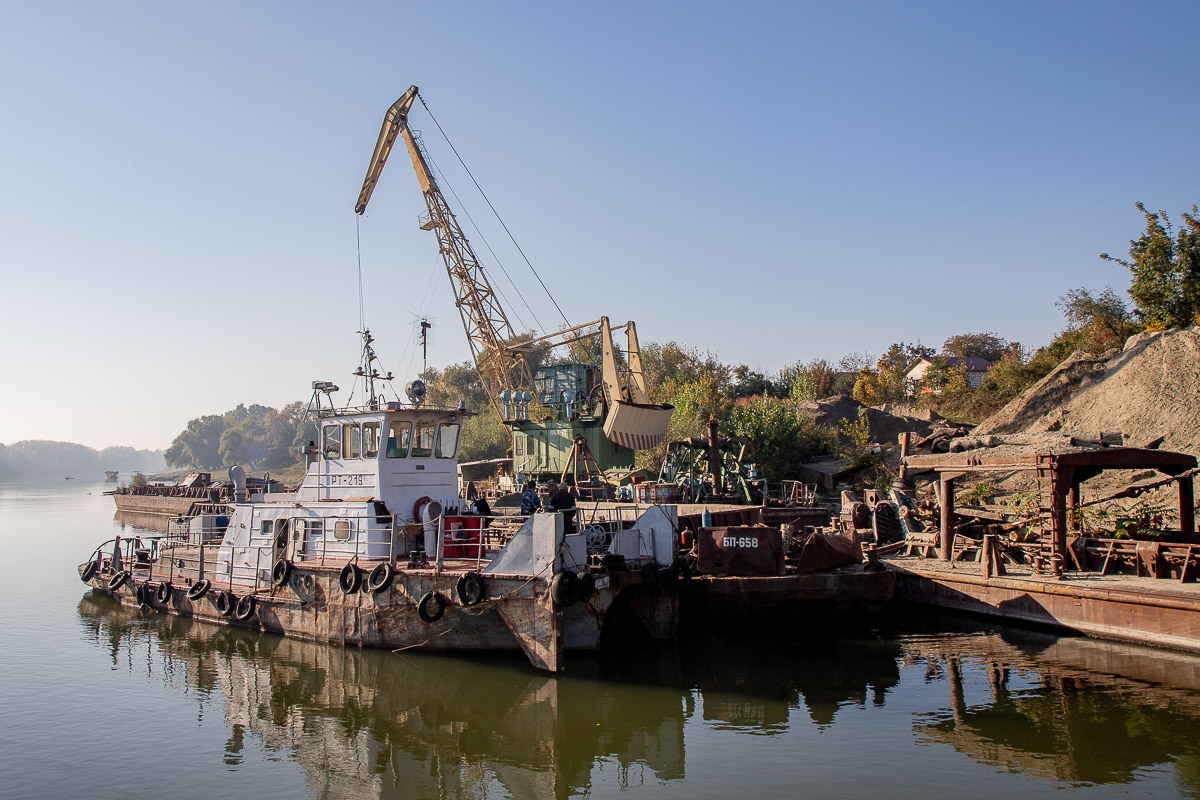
top-left (3, 478), bottom-right (1200, 799)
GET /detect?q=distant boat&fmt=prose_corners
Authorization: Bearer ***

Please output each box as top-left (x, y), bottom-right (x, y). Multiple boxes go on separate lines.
top-left (105, 470), bottom-right (119, 482)
top-left (65, 476), bottom-right (74, 480)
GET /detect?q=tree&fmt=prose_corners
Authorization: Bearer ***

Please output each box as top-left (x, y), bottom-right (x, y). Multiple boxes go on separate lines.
top-left (942, 332), bottom-right (1007, 363)
top-left (1055, 286), bottom-right (1138, 353)
top-left (726, 396), bottom-right (836, 483)
top-left (778, 359), bottom-right (837, 401)
top-left (1101, 202), bottom-right (1200, 328)
top-left (731, 365), bottom-right (776, 399)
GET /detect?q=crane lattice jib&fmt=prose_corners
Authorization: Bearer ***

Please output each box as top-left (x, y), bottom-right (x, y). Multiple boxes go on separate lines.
top-left (418, 180), bottom-right (534, 408)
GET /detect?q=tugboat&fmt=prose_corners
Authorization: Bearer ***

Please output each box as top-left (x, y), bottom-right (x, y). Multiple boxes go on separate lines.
top-left (77, 342), bottom-right (686, 673)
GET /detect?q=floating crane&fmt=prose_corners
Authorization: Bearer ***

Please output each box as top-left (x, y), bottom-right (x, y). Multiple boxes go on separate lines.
top-left (354, 86), bottom-right (672, 479)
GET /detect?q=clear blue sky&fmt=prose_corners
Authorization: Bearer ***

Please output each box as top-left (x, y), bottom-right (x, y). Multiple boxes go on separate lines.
top-left (2, 1), bottom-right (1197, 450)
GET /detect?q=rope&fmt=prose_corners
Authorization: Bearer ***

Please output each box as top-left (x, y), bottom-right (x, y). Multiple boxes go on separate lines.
top-left (418, 91), bottom-right (571, 331)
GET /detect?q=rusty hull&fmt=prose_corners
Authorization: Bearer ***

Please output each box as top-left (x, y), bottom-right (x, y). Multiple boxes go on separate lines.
top-left (683, 565), bottom-right (895, 621)
top-left (80, 562), bottom-right (674, 673)
top-left (888, 556), bottom-right (1200, 653)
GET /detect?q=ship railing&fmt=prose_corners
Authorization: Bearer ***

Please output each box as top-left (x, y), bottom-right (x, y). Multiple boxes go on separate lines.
top-left (120, 508), bottom-right (588, 587)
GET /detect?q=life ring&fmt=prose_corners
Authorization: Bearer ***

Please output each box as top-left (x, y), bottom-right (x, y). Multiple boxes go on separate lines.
top-left (667, 559), bottom-right (692, 591)
top-left (413, 496), bottom-right (433, 521)
top-left (574, 571), bottom-right (595, 603)
top-left (550, 571), bottom-right (579, 607)
top-left (80, 561), bottom-right (98, 582)
top-left (235, 594), bottom-right (257, 621)
top-left (187, 580), bottom-right (211, 601)
top-left (455, 571), bottom-right (486, 606)
top-left (640, 562), bottom-right (661, 588)
top-left (215, 590), bottom-right (235, 617)
top-left (271, 559), bottom-right (293, 588)
top-left (417, 591), bottom-right (446, 623)
top-left (156, 582), bottom-right (172, 604)
top-left (108, 570), bottom-right (130, 591)
top-left (368, 563), bottom-right (395, 594)
top-left (340, 564), bottom-right (363, 594)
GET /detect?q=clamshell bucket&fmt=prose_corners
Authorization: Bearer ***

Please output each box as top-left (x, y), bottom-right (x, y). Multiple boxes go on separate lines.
top-left (603, 400), bottom-right (674, 451)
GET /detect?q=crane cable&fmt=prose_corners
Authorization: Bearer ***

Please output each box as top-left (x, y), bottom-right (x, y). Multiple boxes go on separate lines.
top-left (418, 92), bottom-right (572, 333)
top-left (422, 148), bottom-right (538, 336)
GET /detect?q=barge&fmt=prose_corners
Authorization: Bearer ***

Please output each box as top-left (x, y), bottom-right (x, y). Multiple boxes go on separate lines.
top-left (882, 439), bottom-right (1200, 652)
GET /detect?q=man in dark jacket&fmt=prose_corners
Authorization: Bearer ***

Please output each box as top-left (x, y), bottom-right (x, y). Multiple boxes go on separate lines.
top-left (546, 478), bottom-right (577, 535)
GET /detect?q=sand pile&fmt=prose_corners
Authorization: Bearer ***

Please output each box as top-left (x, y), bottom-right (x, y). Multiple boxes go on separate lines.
top-left (975, 327), bottom-right (1200, 456)
top-left (795, 396), bottom-right (942, 443)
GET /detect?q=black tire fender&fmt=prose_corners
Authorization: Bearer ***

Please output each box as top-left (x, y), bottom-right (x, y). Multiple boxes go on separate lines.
top-left (575, 571), bottom-right (596, 603)
top-left (135, 583), bottom-right (150, 606)
top-left (417, 591), bottom-right (446, 623)
top-left (455, 571), bottom-right (486, 606)
top-left (156, 582), bottom-right (172, 604)
top-left (667, 559), bottom-right (692, 591)
top-left (340, 564), bottom-right (363, 594)
top-left (108, 570), bottom-right (130, 591)
top-left (368, 563), bottom-right (395, 594)
top-left (215, 590), bottom-right (235, 617)
top-left (80, 561), bottom-right (98, 582)
top-left (271, 559), bottom-right (293, 588)
top-left (187, 579), bottom-right (211, 601)
top-left (235, 594), bottom-right (257, 621)
top-left (550, 571), bottom-right (579, 607)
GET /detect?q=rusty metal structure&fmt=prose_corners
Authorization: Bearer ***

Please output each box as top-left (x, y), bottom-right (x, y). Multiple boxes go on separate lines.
top-left (901, 445), bottom-right (1196, 575)
top-left (886, 442), bottom-right (1200, 653)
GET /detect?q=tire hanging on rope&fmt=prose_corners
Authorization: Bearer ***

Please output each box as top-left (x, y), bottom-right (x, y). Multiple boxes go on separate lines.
top-left (215, 590), bottom-right (235, 617)
top-left (455, 571), bottom-right (486, 606)
top-left (235, 594), bottom-right (257, 621)
top-left (340, 564), bottom-right (363, 594)
top-left (418, 591), bottom-right (446, 623)
top-left (368, 563), bottom-right (395, 594)
top-left (272, 559), bottom-right (293, 588)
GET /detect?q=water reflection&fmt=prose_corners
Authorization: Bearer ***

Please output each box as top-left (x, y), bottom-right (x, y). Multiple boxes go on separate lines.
top-left (76, 595), bottom-right (1200, 798)
top-left (902, 618), bottom-right (1200, 792)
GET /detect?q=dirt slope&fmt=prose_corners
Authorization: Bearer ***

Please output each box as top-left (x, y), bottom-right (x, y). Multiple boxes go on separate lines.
top-left (975, 327), bottom-right (1200, 456)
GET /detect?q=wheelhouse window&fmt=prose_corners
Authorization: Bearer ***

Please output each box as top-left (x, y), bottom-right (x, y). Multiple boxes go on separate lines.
top-left (333, 520), bottom-right (352, 540)
top-left (362, 422), bottom-right (380, 458)
top-left (322, 425), bottom-right (341, 459)
top-left (412, 422), bottom-right (436, 458)
top-left (514, 433), bottom-right (524, 457)
top-left (386, 421), bottom-right (411, 458)
top-left (343, 423), bottom-right (361, 459)
top-left (436, 422), bottom-right (461, 459)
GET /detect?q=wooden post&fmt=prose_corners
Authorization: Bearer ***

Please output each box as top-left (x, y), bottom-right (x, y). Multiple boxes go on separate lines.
top-left (1180, 475), bottom-right (1195, 536)
top-left (940, 475), bottom-right (956, 561)
top-left (898, 432), bottom-right (911, 482)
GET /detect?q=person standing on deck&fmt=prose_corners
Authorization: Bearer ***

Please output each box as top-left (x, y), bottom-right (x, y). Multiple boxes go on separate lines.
top-left (520, 480), bottom-right (540, 515)
top-left (547, 478), bottom-right (578, 535)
